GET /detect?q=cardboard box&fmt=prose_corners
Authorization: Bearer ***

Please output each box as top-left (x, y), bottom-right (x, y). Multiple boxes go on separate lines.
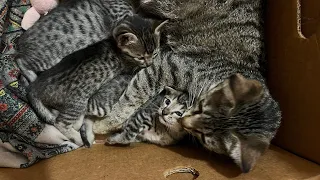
top-left (267, 0), bottom-right (320, 164)
top-left (1, 0), bottom-right (320, 179)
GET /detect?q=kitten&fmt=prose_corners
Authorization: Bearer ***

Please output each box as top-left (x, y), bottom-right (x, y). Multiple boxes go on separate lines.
top-left (16, 0), bottom-right (135, 83)
top-left (105, 86), bottom-right (187, 146)
top-left (27, 15), bottom-right (167, 146)
top-left (93, 0), bottom-right (281, 173)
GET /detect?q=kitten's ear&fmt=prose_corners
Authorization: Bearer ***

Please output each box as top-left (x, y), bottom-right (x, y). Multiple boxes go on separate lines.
top-left (153, 20), bottom-right (169, 35)
top-left (116, 33), bottom-right (139, 48)
top-left (205, 73), bottom-right (264, 113)
top-left (225, 134), bottom-right (269, 173)
top-left (228, 73), bottom-right (264, 105)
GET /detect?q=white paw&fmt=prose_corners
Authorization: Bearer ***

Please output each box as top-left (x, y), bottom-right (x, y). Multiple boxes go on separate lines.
top-left (64, 128), bottom-right (84, 146)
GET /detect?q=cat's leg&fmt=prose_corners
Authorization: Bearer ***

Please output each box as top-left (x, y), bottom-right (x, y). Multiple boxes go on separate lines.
top-left (105, 125), bottom-right (145, 145)
top-left (93, 66), bottom-right (165, 134)
top-left (54, 110), bottom-right (86, 146)
top-left (87, 75), bottom-right (131, 118)
top-left (27, 91), bottom-right (56, 124)
top-left (16, 57), bottom-right (38, 83)
top-left (80, 118), bottom-right (95, 147)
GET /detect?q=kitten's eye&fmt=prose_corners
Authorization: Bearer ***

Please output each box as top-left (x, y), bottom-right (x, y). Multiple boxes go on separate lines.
top-left (174, 111), bottom-right (183, 117)
top-left (165, 99), bottom-right (171, 105)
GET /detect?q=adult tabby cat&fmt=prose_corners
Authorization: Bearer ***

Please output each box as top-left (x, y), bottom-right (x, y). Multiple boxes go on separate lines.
top-left (105, 86), bottom-right (187, 146)
top-left (16, 0), bottom-right (134, 83)
top-left (27, 15), bottom-right (167, 146)
top-left (94, 0), bottom-right (281, 173)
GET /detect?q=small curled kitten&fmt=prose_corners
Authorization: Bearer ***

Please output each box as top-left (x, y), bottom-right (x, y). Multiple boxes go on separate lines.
top-left (105, 86), bottom-right (188, 146)
top-left (27, 15), bottom-right (167, 146)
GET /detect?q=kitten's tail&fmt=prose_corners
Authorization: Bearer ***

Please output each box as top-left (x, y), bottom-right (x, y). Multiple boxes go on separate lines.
top-left (27, 90), bottom-right (56, 124)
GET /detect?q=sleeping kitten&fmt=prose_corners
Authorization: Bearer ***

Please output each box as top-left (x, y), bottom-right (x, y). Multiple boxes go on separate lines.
top-left (93, 0), bottom-right (281, 173)
top-left (27, 15), bottom-right (167, 146)
top-left (105, 86), bottom-right (187, 146)
top-left (16, 0), bottom-right (135, 83)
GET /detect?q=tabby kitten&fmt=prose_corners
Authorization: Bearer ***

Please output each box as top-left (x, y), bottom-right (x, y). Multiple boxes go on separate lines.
top-left (16, 0), bottom-right (135, 83)
top-left (106, 86), bottom-right (187, 146)
top-left (93, 0), bottom-right (281, 173)
top-left (27, 15), bottom-right (167, 146)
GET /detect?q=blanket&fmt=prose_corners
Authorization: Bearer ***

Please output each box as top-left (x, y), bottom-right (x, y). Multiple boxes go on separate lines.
top-left (0, 0), bottom-right (78, 168)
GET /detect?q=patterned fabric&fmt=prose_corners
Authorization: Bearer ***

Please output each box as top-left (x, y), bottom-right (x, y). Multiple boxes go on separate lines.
top-left (0, 0), bottom-right (78, 168)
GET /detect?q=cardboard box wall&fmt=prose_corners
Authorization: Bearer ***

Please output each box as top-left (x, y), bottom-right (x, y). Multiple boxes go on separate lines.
top-left (1, 0), bottom-right (320, 179)
top-left (267, 0), bottom-right (320, 164)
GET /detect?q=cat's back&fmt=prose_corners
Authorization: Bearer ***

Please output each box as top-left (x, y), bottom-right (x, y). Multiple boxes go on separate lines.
top-left (17, 0), bottom-right (110, 70)
top-left (162, 0), bottom-right (264, 65)
top-left (32, 40), bottom-right (110, 87)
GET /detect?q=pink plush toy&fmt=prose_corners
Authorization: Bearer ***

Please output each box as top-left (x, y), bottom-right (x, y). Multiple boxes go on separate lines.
top-left (21, 0), bottom-right (59, 30)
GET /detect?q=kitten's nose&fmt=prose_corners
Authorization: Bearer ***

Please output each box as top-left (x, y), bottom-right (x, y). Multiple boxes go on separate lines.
top-left (162, 109), bottom-right (170, 115)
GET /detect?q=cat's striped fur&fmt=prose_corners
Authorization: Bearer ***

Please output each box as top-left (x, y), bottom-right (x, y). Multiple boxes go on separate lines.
top-left (106, 86), bottom-right (187, 146)
top-left (94, 0), bottom-right (281, 172)
top-left (87, 75), bottom-right (133, 118)
top-left (27, 14), bottom-right (165, 146)
top-left (16, 0), bottom-right (134, 83)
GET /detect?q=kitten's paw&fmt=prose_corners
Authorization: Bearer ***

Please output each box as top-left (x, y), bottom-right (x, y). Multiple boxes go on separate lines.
top-left (62, 128), bottom-right (84, 147)
top-left (105, 132), bottom-right (131, 146)
top-left (60, 141), bottom-right (80, 150)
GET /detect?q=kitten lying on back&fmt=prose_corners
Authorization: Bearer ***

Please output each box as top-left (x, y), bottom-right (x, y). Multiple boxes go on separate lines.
top-left (27, 15), bottom-right (167, 146)
top-left (105, 87), bottom-right (188, 146)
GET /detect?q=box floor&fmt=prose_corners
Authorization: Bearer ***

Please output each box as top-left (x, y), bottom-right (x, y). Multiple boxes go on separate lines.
top-left (0, 144), bottom-right (319, 180)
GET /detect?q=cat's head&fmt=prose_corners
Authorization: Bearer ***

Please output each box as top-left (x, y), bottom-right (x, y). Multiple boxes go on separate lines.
top-left (181, 73), bottom-right (281, 173)
top-left (113, 15), bottom-right (168, 67)
top-left (158, 86), bottom-right (188, 130)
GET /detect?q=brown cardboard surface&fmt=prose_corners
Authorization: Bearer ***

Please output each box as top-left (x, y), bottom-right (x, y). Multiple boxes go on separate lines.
top-left (0, 144), bottom-right (319, 180)
top-left (266, 0), bottom-right (320, 164)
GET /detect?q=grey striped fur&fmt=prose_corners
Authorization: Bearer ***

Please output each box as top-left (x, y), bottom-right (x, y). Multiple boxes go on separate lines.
top-left (16, 0), bottom-right (134, 83)
top-left (94, 0), bottom-right (281, 172)
top-left (106, 87), bottom-right (187, 146)
top-left (27, 14), bottom-right (166, 146)
top-left (87, 75), bottom-right (133, 118)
